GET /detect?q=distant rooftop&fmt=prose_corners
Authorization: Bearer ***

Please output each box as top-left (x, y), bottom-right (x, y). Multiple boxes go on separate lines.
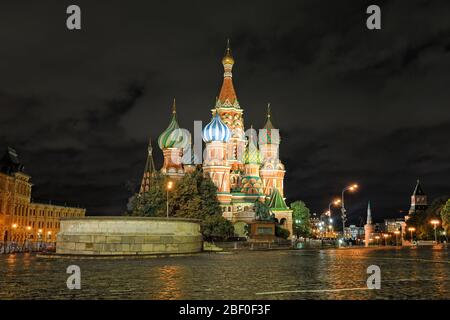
top-left (0, 146), bottom-right (25, 175)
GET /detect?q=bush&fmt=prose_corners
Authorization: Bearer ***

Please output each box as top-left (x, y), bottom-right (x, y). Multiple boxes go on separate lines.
top-left (275, 225), bottom-right (290, 239)
top-left (201, 214), bottom-right (235, 241)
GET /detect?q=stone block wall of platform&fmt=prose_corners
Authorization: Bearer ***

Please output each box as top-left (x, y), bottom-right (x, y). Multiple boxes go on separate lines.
top-left (56, 217), bottom-right (202, 256)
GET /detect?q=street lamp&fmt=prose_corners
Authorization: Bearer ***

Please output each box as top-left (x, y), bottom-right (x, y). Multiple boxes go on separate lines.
top-left (394, 230), bottom-right (400, 246)
top-left (11, 223), bottom-right (18, 242)
top-left (430, 220), bottom-right (440, 243)
top-left (25, 226), bottom-right (32, 249)
top-left (341, 184), bottom-right (358, 239)
top-left (383, 233), bottom-right (389, 246)
top-left (375, 235), bottom-right (380, 246)
top-left (408, 227), bottom-right (416, 242)
top-left (328, 199), bottom-right (341, 217)
top-left (166, 180), bottom-right (173, 218)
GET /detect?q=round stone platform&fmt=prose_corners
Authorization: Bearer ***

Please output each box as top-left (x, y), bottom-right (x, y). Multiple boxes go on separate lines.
top-left (56, 216), bottom-right (203, 256)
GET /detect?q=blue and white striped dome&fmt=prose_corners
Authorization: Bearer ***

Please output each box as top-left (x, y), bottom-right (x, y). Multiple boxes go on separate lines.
top-left (202, 113), bottom-right (231, 143)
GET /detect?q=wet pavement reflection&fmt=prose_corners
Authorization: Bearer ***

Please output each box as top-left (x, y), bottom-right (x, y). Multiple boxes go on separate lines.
top-left (0, 247), bottom-right (448, 299)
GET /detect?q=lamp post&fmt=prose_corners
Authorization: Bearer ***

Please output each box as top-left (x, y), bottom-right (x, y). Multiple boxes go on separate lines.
top-left (408, 227), bottom-right (416, 242)
top-left (375, 235), bottom-right (380, 246)
top-left (341, 184), bottom-right (358, 239)
top-left (11, 224), bottom-right (18, 253)
top-left (430, 220), bottom-right (440, 243)
top-left (328, 199), bottom-right (341, 218)
top-left (394, 230), bottom-right (400, 246)
top-left (11, 223), bottom-right (17, 242)
top-left (37, 229), bottom-right (43, 250)
top-left (383, 233), bottom-right (389, 246)
top-left (26, 226), bottom-right (32, 251)
top-left (166, 181), bottom-right (173, 218)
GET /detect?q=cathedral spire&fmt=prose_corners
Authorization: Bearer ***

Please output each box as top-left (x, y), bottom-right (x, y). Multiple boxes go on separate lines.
top-left (218, 39), bottom-right (239, 108)
top-left (260, 103), bottom-right (279, 145)
top-left (140, 138), bottom-right (156, 193)
top-left (264, 103), bottom-right (274, 130)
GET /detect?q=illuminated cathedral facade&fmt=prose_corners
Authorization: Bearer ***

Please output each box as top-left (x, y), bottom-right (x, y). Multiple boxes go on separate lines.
top-left (141, 42), bottom-right (292, 237)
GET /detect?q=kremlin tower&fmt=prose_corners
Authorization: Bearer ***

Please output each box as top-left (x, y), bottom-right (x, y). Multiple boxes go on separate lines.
top-left (364, 201), bottom-right (374, 247)
top-left (408, 180), bottom-right (428, 215)
top-left (141, 41), bottom-right (292, 237)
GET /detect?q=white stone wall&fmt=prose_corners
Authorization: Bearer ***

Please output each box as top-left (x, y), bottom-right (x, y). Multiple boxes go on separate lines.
top-left (56, 217), bottom-right (202, 256)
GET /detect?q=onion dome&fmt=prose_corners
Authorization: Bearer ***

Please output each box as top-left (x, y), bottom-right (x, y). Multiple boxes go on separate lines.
top-left (222, 39), bottom-right (235, 66)
top-left (259, 103), bottom-right (280, 145)
top-left (202, 111), bottom-right (231, 143)
top-left (158, 99), bottom-right (190, 150)
top-left (244, 126), bottom-right (261, 164)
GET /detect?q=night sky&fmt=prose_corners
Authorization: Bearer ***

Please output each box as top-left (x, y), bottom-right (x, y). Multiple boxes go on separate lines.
top-left (1, 0), bottom-right (449, 225)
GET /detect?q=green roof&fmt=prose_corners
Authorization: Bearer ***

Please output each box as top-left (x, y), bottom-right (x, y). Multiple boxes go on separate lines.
top-left (267, 188), bottom-right (288, 210)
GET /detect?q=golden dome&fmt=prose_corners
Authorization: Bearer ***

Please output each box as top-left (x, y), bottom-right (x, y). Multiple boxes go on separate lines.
top-left (222, 39), bottom-right (234, 65)
top-left (222, 52), bottom-right (234, 65)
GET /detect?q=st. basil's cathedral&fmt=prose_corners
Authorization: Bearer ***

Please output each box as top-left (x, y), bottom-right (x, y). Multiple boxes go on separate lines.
top-left (140, 41), bottom-right (293, 237)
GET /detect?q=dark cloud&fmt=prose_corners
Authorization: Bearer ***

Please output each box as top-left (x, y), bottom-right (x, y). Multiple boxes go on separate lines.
top-left (0, 0), bottom-right (449, 224)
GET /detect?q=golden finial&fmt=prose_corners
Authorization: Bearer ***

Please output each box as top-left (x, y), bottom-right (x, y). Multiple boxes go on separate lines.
top-left (222, 38), bottom-right (234, 65)
top-left (267, 103), bottom-right (271, 118)
top-left (172, 97), bottom-right (176, 114)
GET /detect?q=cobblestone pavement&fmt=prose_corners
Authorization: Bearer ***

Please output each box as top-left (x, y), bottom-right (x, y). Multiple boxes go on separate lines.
top-left (0, 246), bottom-right (448, 299)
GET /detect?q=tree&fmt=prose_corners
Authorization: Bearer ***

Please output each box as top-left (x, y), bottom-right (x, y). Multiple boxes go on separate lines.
top-left (126, 168), bottom-right (222, 220)
top-left (406, 196), bottom-right (447, 240)
top-left (201, 214), bottom-right (235, 241)
top-left (126, 168), bottom-right (227, 241)
top-left (275, 225), bottom-right (290, 239)
top-left (441, 198), bottom-right (450, 234)
top-left (254, 200), bottom-right (274, 221)
top-left (168, 168), bottom-right (222, 220)
top-left (125, 173), bottom-right (166, 217)
top-left (290, 200), bottom-right (312, 238)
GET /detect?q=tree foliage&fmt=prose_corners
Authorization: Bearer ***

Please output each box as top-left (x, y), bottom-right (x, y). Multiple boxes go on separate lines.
top-left (275, 224), bottom-right (290, 239)
top-left (406, 196), bottom-right (447, 240)
top-left (441, 198), bottom-right (450, 234)
top-left (126, 173), bottom-right (166, 217)
top-left (201, 214), bottom-right (235, 241)
top-left (126, 168), bottom-right (235, 239)
top-left (126, 168), bottom-right (222, 220)
top-left (254, 200), bottom-right (274, 221)
top-left (290, 200), bottom-right (312, 238)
